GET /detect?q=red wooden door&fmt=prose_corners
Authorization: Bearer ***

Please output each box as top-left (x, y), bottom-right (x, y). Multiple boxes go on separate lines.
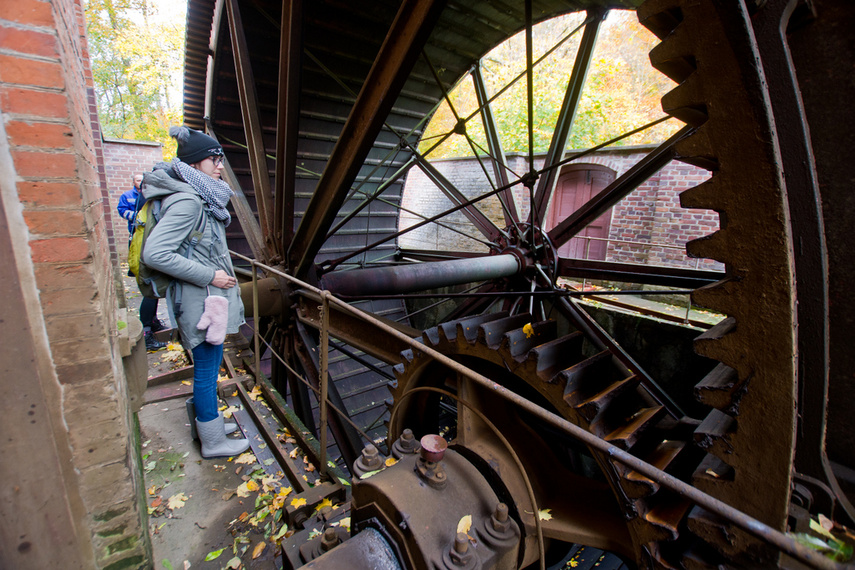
top-left (547, 166), bottom-right (614, 260)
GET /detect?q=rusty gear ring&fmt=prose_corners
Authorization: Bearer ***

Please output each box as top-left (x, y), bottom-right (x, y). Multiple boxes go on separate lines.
top-left (389, 2), bottom-right (805, 568)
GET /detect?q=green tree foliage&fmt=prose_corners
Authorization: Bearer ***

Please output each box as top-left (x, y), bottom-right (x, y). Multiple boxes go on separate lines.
top-left (419, 10), bottom-right (681, 159)
top-left (86, 0), bottom-right (184, 157)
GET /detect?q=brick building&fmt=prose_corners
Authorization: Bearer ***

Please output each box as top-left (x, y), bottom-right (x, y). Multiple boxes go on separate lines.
top-left (103, 138), bottom-right (163, 261)
top-left (0, 1), bottom-right (151, 568)
top-left (400, 147), bottom-right (724, 273)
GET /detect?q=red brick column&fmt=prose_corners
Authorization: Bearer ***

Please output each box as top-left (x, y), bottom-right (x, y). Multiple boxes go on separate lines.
top-left (0, 0), bottom-right (151, 568)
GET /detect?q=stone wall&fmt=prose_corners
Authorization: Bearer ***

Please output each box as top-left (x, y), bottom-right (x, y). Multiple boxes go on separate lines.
top-left (0, 1), bottom-right (150, 568)
top-left (103, 139), bottom-right (163, 261)
top-left (399, 148), bottom-right (723, 272)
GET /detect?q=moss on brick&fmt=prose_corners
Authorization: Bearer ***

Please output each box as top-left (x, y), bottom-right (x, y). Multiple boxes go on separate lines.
top-left (102, 554), bottom-right (145, 570)
top-left (106, 535), bottom-right (138, 555)
top-left (93, 506), bottom-right (129, 522)
top-left (97, 524), bottom-right (128, 538)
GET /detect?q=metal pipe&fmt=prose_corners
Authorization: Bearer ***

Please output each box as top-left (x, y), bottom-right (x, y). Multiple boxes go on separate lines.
top-left (319, 291), bottom-right (330, 477)
top-left (252, 265), bottom-right (260, 385)
top-left (231, 252), bottom-right (843, 570)
top-left (321, 254), bottom-right (521, 296)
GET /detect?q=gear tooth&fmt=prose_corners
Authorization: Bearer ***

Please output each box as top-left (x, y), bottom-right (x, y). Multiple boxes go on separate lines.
top-left (679, 178), bottom-right (718, 211)
top-left (693, 408), bottom-right (735, 459)
top-left (675, 127), bottom-right (718, 171)
top-left (685, 232), bottom-right (721, 262)
top-left (423, 327), bottom-right (440, 346)
top-left (661, 73), bottom-right (708, 127)
top-left (648, 24), bottom-right (695, 84)
top-left (691, 315), bottom-right (749, 372)
top-left (637, 0), bottom-right (684, 40)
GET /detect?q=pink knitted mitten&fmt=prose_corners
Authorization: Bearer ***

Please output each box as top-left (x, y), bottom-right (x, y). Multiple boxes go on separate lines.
top-left (196, 295), bottom-right (229, 345)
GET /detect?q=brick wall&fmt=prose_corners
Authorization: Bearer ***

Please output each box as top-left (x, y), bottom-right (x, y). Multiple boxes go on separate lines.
top-left (0, 1), bottom-right (150, 568)
top-left (102, 139), bottom-right (163, 260)
top-left (400, 148), bottom-right (724, 272)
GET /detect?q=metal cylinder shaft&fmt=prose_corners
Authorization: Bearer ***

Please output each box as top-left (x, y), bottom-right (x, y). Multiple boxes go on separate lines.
top-left (321, 254), bottom-right (521, 296)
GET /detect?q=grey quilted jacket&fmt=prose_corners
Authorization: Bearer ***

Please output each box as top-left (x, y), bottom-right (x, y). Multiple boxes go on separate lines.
top-left (141, 167), bottom-right (245, 350)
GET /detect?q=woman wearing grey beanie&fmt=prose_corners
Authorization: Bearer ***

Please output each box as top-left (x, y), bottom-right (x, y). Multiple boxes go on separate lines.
top-left (141, 126), bottom-right (249, 459)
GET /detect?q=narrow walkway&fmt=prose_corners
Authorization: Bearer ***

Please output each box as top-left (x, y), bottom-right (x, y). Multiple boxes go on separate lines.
top-left (123, 271), bottom-right (282, 570)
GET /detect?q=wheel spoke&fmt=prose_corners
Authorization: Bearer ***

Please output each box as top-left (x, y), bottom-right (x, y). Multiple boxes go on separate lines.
top-left (472, 62), bottom-right (520, 228)
top-left (531, 12), bottom-right (606, 227)
top-left (273, 0), bottom-right (302, 255)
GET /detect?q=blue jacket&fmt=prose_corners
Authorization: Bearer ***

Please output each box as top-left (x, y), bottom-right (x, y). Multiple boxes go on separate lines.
top-left (117, 187), bottom-right (142, 234)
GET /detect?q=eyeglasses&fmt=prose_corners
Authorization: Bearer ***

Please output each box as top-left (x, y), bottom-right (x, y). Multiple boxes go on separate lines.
top-left (209, 155), bottom-right (225, 166)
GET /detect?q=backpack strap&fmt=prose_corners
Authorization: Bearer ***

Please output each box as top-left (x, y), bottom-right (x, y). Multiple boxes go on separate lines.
top-left (171, 199), bottom-right (208, 320)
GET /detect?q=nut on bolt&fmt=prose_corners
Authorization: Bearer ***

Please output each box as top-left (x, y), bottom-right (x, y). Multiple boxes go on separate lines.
top-left (392, 428), bottom-right (421, 458)
top-left (491, 502), bottom-right (510, 533)
top-left (353, 443), bottom-right (384, 477)
top-left (320, 527), bottom-right (340, 552)
top-left (449, 532), bottom-right (473, 566)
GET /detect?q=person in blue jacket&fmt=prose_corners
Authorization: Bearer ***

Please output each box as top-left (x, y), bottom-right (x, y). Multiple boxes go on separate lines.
top-left (117, 174), bottom-right (167, 351)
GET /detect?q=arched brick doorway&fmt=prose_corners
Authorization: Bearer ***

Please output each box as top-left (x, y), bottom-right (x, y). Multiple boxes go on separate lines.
top-left (547, 164), bottom-right (616, 260)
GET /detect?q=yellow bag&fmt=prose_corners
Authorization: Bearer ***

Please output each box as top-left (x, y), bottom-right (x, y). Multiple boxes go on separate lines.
top-left (127, 201), bottom-right (150, 278)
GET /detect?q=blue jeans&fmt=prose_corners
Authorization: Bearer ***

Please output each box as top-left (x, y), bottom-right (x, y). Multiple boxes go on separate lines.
top-left (191, 341), bottom-right (224, 422)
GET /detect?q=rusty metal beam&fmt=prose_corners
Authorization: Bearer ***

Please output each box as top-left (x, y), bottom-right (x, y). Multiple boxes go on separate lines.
top-left (273, 0), bottom-right (302, 258)
top-left (226, 0), bottom-right (275, 252)
top-left (556, 257), bottom-right (721, 288)
top-left (288, 0), bottom-right (447, 279)
top-left (531, 11), bottom-right (605, 226)
top-left (548, 125), bottom-right (692, 248)
top-left (296, 290), bottom-right (418, 366)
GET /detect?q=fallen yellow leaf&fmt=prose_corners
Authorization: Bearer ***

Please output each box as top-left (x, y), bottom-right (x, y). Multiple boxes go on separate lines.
top-left (385, 457), bottom-right (398, 467)
top-left (222, 405), bottom-right (240, 419)
top-left (261, 476), bottom-right (278, 492)
top-left (248, 385), bottom-right (262, 401)
top-left (236, 480), bottom-right (259, 497)
top-left (538, 508), bottom-right (553, 521)
top-left (167, 492), bottom-right (188, 510)
top-left (235, 452), bottom-right (257, 465)
top-left (181, 380), bottom-right (191, 386)
top-left (334, 517), bottom-right (351, 531)
top-left (314, 498), bottom-right (333, 512)
top-left (291, 497), bottom-right (307, 508)
top-left (289, 448), bottom-right (300, 459)
top-left (457, 515), bottom-right (472, 535)
top-left (251, 541), bottom-right (266, 560)
top-left (522, 323), bottom-right (534, 338)
top-left (147, 485), bottom-right (157, 495)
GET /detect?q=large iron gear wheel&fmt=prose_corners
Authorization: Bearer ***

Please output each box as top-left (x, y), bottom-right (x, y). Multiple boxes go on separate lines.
top-left (389, 2), bottom-right (812, 568)
top-left (188, 0), bottom-right (854, 565)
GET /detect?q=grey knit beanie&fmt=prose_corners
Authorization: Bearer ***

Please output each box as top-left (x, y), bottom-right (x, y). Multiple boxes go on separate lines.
top-left (169, 126), bottom-right (223, 165)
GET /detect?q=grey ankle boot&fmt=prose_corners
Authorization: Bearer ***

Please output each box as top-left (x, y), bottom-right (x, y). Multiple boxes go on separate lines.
top-left (186, 397), bottom-right (237, 439)
top-left (196, 415), bottom-right (250, 459)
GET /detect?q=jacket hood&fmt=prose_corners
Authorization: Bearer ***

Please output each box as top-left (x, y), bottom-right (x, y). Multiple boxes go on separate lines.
top-left (142, 164), bottom-right (200, 201)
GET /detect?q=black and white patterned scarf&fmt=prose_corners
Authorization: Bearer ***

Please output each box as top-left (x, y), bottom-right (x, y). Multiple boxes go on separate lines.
top-left (172, 158), bottom-right (234, 226)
